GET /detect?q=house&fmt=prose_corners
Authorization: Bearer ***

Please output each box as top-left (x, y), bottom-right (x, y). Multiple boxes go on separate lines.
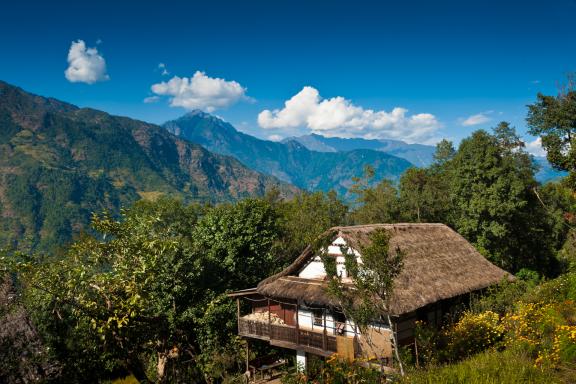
top-left (229, 223), bottom-right (512, 371)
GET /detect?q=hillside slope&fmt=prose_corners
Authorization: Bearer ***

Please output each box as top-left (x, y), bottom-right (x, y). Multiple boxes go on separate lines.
top-left (0, 81), bottom-right (295, 251)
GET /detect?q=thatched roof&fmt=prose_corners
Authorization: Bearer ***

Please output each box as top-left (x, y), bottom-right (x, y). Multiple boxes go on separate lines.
top-left (257, 224), bottom-right (513, 316)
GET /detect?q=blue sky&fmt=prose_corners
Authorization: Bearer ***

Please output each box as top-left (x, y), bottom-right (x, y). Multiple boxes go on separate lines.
top-left (1, 0), bottom-right (575, 151)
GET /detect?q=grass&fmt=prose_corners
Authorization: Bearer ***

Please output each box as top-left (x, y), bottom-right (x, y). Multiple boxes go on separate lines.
top-left (403, 348), bottom-right (571, 384)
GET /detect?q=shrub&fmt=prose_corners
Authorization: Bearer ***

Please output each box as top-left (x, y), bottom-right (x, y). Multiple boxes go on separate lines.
top-left (445, 311), bottom-right (504, 360)
top-left (281, 355), bottom-right (383, 384)
top-left (470, 279), bottom-right (530, 315)
top-left (553, 325), bottom-right (576, 364)
top-left (502, 300), bottom-right (576, 369)
top-left (414, 320), bottom-right (439, 367)
top-left (523, 272), bottom-right (576, 304)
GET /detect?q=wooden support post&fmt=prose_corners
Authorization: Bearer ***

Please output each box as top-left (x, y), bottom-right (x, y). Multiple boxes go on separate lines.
top-left (237, 298), bottom-right (241, 334)
top-left (295, 302), bottom-right (300, 346)
top-left (246, 339), bottom-right (250, 373)
top-left (268, 299), bottom-right (271, 338)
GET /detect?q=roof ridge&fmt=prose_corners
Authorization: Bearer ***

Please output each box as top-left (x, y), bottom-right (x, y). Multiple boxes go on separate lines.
top-left (330, 223), bottom-right (447, 231)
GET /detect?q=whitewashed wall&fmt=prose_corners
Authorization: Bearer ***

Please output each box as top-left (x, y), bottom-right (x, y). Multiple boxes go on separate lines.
top-left (298, 237), bottom-right (361, 280)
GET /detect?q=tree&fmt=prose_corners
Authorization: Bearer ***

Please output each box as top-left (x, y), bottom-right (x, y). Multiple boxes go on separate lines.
top-left (0, 274), bottom-right (61, 383)
top-left (493, 121), bottom-right (525, 153)
top-left (7, 198), bottom-right (283, 382)
top-left (433, 139), bottom-right (455, 166)
top-left (399, 168), bottom-right (428, 222)
top-left (275, 191), bottom-right (348, 261)
top-left (527, 75), bottom-right (576, 188)
top-left (321, 229), bottom-right (405, 375)
top-left (350, 166), bottom-right (401, 225)
top-left (450, 127), bottom-right (554, 273)
top-left (193, 198), bottom-right (281, 290)
top-left (16, 209), bottom-right (204, 382)
top-left (535, 182), bottom-right (576, 272)
top-left (398, 168), bottom-right (451, 223)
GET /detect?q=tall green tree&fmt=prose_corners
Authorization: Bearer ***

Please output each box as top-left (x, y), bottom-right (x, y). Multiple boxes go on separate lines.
top-left (193, 198), bottom-right (281, 290)
top-left (350, 166), bottom-right (401, 224)
top-left (450, 126), bottom-right (554, 273)
top-left (398, 167), bottom-right (451, 223)
top-left (527, 77), bottom-right (576, 188)
top-left (433, 139), bottom-right (456, 166)
top-left (275, 191), bottom-right (348, 261)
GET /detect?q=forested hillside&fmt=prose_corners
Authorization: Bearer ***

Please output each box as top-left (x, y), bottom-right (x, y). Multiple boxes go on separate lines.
top-left (0, 81), bottom-right (296, 251)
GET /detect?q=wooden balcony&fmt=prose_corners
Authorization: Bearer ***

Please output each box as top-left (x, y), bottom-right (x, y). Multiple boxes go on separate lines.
top-left (239, 318), bottom-right (347, 356)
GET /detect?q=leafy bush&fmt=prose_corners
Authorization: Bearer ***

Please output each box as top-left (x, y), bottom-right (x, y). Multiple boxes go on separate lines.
top-left (444, 311), bottom-right (504, 360)
top-left (523, 272), bottom-right (576, 305)
top-left (281, 355), bottom-right (383, 384)
top-left (470, 279), bottom-right (530, 315)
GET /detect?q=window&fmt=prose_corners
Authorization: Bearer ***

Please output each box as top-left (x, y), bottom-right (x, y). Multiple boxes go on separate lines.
top-left (333, 311), bottom-right (346, 335)
top-left (312, 309), bottom-right (323, 327)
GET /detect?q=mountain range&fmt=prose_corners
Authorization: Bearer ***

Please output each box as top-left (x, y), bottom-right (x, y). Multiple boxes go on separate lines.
top-left (0, 81), bottom-right (566, 252)
top-left (164, 111), bottom-right (566, 189)
top-left (283, 133), bottom-right (436, 167)
top-left (0, 81), bottom-right (296, 251)
top-left (164, 112), bottom-right (413, 195)
top-left (284, 133), bottom-right (566, 184)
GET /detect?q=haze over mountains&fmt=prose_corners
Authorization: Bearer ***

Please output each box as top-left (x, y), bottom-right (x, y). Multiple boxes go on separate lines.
top-left (0, 81), bottom-right (296, 251)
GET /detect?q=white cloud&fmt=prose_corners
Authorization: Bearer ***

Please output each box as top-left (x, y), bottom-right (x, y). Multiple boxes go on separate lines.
top-left (143, 96), bottom-right (160, 103)
top-left (525, 137), bottom-right (547, 157)
top-left (150, 71), bottom-right (248, 112)
top-left (461, 112), bottom-right (492, 126)
top-left (64, 40), bottom-right (109, 84)
top-left (257, 86), bottom-right (441, 143)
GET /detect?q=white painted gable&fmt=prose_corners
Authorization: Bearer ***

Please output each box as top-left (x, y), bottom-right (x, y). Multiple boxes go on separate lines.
top-left (298, 236), bottom-right (361, 280)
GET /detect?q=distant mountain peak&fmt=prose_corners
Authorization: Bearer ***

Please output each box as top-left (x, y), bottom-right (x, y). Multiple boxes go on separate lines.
top-left (178, 109), bottom-right (225, 123)
top-left (182, 109), bottom-right (211, 118)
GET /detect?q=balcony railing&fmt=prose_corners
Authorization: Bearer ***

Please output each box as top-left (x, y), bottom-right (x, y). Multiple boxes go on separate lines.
top-left (239, 318), bottom-right (343, 354)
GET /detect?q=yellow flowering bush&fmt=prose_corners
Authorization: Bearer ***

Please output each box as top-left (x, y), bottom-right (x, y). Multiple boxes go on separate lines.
top-left (553, 325), bottom-right (576, 363)
top-left (502, 301), bottom-right (576, 369)
top-left (445, 311), bottom-right (504, 359)
top-left (502, 302), bottom-right (553, 350)
top-left (534, 324), bottom-right (576, 369)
